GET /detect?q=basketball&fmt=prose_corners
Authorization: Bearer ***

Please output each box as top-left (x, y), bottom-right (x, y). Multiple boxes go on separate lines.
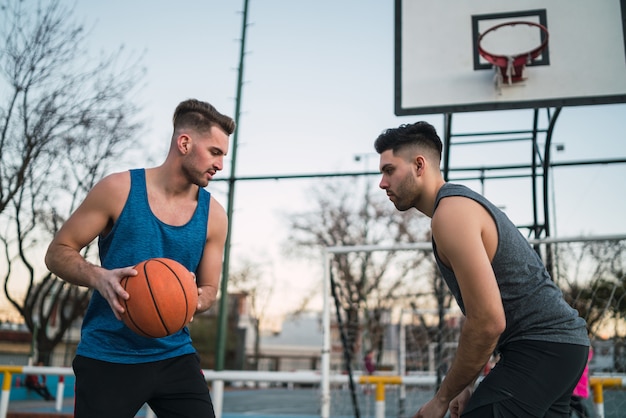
top-left (120, 257), bottom-right (198, 338)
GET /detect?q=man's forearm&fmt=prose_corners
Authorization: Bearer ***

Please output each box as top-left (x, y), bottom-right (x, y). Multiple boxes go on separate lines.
top-left (45, 244), bottom-right (102, 288)
top-left (435, 318), bottom-right (499, 404)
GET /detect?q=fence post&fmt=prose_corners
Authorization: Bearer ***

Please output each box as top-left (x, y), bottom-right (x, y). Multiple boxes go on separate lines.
top-left (591, 381), bottom-right (605, 418)
top-left (213, 379), bottom-right (224, 418)
top-left (0, 371), bottom-right (13, 418)
top-left (589, 376), bottom-right (626, 418)
top-left (374, 381), bottom-right (385, 418)
top-left (55, 375), bottom-right (65, 412)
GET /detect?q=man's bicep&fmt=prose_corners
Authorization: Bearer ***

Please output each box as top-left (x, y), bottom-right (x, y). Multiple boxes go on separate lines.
top-left (433, 200), bottom-right (503, 318)
top-left (432, 199), bottom-right (485, 269)
top-left (196, 201), bottom-right (228, 288)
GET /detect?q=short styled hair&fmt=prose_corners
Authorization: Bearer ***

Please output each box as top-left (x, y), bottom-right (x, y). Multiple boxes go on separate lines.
top-left (374, 121), bottom-right (442, 161)
top-left (173, 99), bottom-right (235, 136)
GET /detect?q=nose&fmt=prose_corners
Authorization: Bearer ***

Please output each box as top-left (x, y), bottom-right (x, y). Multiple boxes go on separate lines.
top-left (214, 156), bottom-right (224, 171)
top-left (379, 176), bottom-right (388, 190)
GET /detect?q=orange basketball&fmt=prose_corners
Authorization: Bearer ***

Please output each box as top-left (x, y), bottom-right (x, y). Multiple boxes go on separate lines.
top-left (120, 258), bottom-right (198, 338)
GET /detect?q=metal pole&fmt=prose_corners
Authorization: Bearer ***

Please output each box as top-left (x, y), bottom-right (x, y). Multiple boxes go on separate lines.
top-left (321, 250), bottom-right (331, 418)
top-left (398, 311), bottom-right (406, 418)
top-left (442, 113), bottom-right (452, 181)
top-left (215, 0), bottom-right (250, 371)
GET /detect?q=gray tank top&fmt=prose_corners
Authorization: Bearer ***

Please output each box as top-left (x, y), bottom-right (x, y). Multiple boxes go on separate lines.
top-left (433, 183), bottom-right (589, 348)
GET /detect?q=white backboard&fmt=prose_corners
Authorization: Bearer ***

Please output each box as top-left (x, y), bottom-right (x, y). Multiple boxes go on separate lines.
top-left (395, 0), bottom-right (626, 115)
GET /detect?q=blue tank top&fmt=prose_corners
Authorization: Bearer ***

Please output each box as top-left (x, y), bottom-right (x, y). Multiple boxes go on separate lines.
top-left (432, 183), bottom-right (589, 348)
top-left (76, 169), bottom-right (210, 363)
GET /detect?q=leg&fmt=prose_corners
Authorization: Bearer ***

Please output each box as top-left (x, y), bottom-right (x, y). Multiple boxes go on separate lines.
top-left (569, 395), bottom-right (590, 418)
top-left (73, 355), bottom-right (153, 418)
top-left (32, 386), bottom-right (51, 400)
top-left (570, 395), bottom-right (583, 417)
top-left (461, 341), bottom-right (588, 418)
top-left (40, 386), bottom-right (54, 400)
top-left (147, 354), bottom-right (215, 418)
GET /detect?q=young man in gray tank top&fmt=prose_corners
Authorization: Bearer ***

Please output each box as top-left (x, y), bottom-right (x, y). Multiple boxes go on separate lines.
top-left (374, 121), bottom-right (589, 418)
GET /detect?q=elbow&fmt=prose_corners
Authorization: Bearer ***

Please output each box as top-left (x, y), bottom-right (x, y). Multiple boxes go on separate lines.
top-left (485, 312), bottom-right (506, 340)
top-left (467, 312), bottom-right (505, 342)
top-left (44, 242), bottom-right (63, 275)
top-left (490, 316), bottom-right (506, 339)
top-left (44, 246), bottom-right (54, 272)
top-left (485, 310), bottom-right (506, 340)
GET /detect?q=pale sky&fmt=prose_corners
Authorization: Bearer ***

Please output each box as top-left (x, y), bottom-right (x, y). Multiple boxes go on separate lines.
top-left (12, 0), bottom-right (626, 325)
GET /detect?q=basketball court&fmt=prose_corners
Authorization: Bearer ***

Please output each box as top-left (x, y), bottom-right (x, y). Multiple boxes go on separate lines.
top-left (7, 387), bottom-right (625, 417)
top-left (5, 1), bottom-right (626, 418)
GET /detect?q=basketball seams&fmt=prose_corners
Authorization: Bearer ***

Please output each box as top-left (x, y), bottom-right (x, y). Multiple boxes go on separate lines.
top-left (122, 262), bottom-right (165, 338)
top-left (152, 258), bottom-right (188, 334)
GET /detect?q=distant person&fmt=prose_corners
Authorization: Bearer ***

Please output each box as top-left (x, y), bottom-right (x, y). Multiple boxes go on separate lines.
top-left (45, 99), bottom-right (235, 418)
top-left (570, 347), bottom-right (593, 417)
top-left (374, 121), bottom-right (590, 418)
top-left (364, 350), bottom-right (376, 375)
top-left (25, 362), bottom-right (54, 401)
top-left (363, 349), bottom-right (376, 395)
top-left (481, 353), bottom-right (499, 377)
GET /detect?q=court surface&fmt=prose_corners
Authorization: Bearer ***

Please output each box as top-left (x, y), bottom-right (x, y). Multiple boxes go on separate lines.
top-left (7, 386), bottom-right (616, 417)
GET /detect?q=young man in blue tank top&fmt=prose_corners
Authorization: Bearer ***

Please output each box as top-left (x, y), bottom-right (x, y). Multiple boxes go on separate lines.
top-left (45, 99), bottom-right (235, 418)
top-left (374, 121), bottom-right (589, 418)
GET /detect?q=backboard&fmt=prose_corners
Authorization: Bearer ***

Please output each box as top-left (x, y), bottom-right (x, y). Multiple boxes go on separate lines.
top-left (395, 0), bottom-right (626, 115)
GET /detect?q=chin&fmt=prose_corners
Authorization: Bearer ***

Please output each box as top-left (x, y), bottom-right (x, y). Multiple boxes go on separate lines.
top-left (394, 202), bottom-right (411, 211)
top-left (192, 176), bottom-right (209, 188)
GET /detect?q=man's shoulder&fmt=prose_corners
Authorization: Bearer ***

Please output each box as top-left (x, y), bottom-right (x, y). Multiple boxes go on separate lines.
top-left (102, 169), bottom-right (133, 182)
top-left (93, 170), bottom-right (132, 194)
top-left (439, 183), bottom-right (476, 198)
top-left (207, 195), bottom-right (227, 223)
top-left (82, 171), bottom-right (133, 214)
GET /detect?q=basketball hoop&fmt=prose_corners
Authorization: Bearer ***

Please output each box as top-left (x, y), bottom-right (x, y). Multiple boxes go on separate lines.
top-left (477, 21), bottom-right (549, 87)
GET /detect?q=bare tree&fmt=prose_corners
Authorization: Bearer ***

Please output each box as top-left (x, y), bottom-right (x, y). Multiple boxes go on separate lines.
top-left (229, 258), bottom-right (275, 371)
top-left (285, 179), bottom-right (437, 367)
top-left (0, 0), bottom-right (145, 365)
top-left (557, 239), bottom-right (626, 339)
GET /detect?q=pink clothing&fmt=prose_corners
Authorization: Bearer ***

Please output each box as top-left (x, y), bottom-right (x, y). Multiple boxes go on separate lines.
top-left (364, 352), bottom-right (375, 374)
top-left (573, 349), bottom-right (593, 398)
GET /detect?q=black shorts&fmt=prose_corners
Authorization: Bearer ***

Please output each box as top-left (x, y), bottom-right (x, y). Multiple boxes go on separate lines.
top-left (73, 353), bottom-right (215, 418)
top-left (462, 340), bottom-right (589, 418)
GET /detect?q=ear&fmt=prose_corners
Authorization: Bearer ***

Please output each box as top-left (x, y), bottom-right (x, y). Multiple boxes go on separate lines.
top-left (177, 134), bottom-right (191, 154)
top-left (414, 155), bottom-right (426, 175)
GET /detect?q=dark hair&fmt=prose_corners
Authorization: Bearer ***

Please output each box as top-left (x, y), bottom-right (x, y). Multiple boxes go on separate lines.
top-left (374, 121), bottom-right (442, 160)
top-left (173, 99), bottom-right (235, 135)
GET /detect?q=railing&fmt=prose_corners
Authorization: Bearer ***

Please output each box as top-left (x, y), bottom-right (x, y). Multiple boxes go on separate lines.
top-left (1, 365), bottom-right (73, 418)
top-left (358, 375), bottom-right (403, 418)
top-left (590, 376), bottom-right (626, 418)
top-left (204, 370), bottom-right (436, 418)
top-left (1, 366), bottom-right (624, 418)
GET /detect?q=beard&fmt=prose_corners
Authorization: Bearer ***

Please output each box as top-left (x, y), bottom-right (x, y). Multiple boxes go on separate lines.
top-left (181, 157), bottom-right (209, 188)
top-left (391, 174), bottom-right (418, 211)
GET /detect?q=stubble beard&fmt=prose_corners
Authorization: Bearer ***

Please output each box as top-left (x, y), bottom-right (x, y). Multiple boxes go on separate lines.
top-left (392, 175), bottom-right (418, 212)
top-left (181, 158), bottom-right (209, 188)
